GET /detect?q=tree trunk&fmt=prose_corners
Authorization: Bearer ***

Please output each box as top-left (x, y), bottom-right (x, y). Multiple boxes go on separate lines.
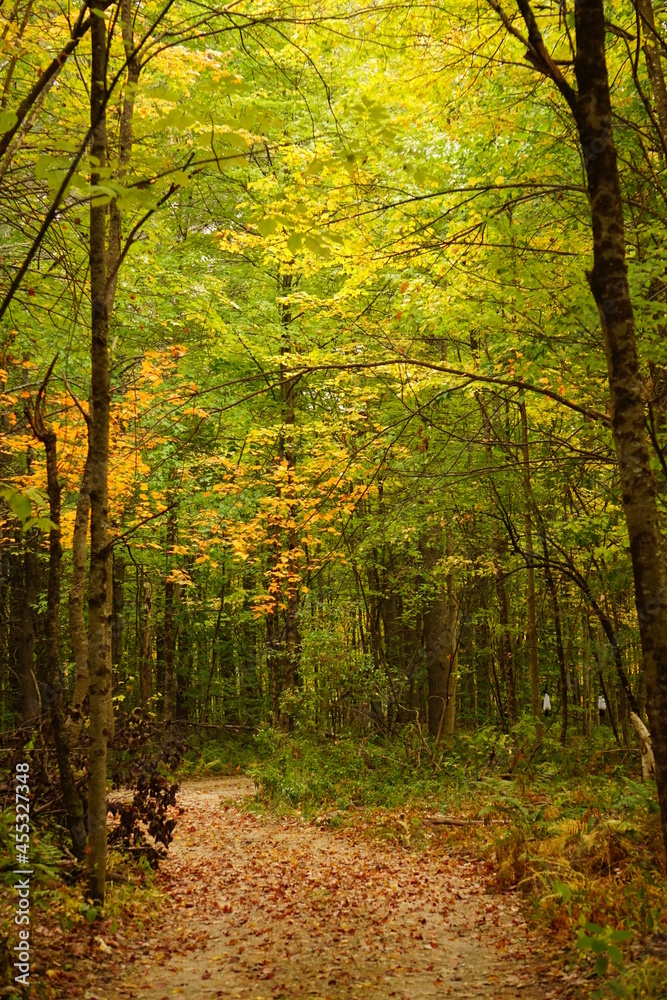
top-left (25, 373), bottom-right (86, 858)
top-left (268, 271), bottom-right (301, 732)
top-left (630, 711), bottom-right (657, 781)
top-left (67, 457), bottom-right (90, 736)
top-left (202, 573), bottom-right (225, 723)
top-left (504, 0), bottom-right (667, 853)
top-left (174, 579), bottom-right (187, 719)
top-left (519, 400), bottom-right (540, 717)
top-left (87, 6), bottom-right (111, 904)
top-left (478, 394), bottom-right (517, 727)
top-left (112, 554), bottom-right (124, 671)
top-left (637, 0), bottom-right (667, 145)
top-left (106, 0), bottom-right (140, 313)
top-left (493, 544), bottom-right (516, 728)
top-left (572, 9), bottom-right (667, 844)
top-left (104, 549), bottom-right (114, 740)
top-left (539, 529), bottom-right (568, 744)
top-left (422, 535), bottom-right (448, 737)
top-left (598, 667), bottom-right (620, 744)
top-left (442, 530), bottom-right (459, 738)
top-left (163, 509), bottom-right (176, 719)
top-left (8, 541), bottom-right (39, 722)
top-left (139, 574), bottom-right (152, 707)
top-left (280, 272), bottom-right (300, 731)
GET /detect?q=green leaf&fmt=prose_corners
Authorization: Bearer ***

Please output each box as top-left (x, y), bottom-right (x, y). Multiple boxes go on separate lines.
top-left (222, 132), bottom-right (249, 150)
top-left (22, 516), bottom-right (57, 533)
top-left (0, 110), bottom-right (18, 134)
top-left (304, 236), bottom-right (331, 258)
top-left (585, 922), bottom-right (604, 935)
top-left (36, 154), bottom-right (57, 180)
top-left (256, 218), bottom-right (278, 237)
top-left (148, 85), bottom-right (181, 102)
top-left (609, 930), bottom-right (632, 943)
top-left (594, 955), bottom-right (609, 977)
top-left (591, 937), bottom-right (607, 955)
top-left (553, 881), bottom-right (571, 902)
top-left (287, 233), bottom-right (304, 254)
top-left (606, 944), bottom-right (624, 967)
top-left (9, 492), bottom-right (31, 524)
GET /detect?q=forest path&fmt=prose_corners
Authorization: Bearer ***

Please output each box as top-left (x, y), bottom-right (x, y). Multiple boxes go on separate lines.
top-left (102, 778), bottom-right (553, 1000)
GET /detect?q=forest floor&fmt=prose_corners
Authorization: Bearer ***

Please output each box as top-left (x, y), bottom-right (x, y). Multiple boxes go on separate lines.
top-left (48, 777), bottom-right (590, 1000)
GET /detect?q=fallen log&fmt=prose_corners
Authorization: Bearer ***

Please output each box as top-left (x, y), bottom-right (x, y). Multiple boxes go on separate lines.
top-left (425, 814), bottom-right (507, 827)
top-left (427, 816), bottom-right (479, 826)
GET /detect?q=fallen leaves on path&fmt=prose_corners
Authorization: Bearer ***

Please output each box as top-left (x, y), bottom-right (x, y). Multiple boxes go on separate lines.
top-left (44, 778), bottom-right (589, 1000)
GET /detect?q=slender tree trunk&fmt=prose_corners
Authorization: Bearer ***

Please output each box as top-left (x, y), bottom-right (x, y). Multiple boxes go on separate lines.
top-left (443, 529), bottom-right (459, 738)
top-left (202, 573), bottom-right (225, 723)
top-left (87, 7), bottom-right (111, 903)
top-left (268, 271), bottom-right (301, 731)
top-left (104, 550), bottom-right (114, 739)
top-left (637, 0), bottom-right (667, 144)
top-left (163, 509), bottom-right (177, 719)
top-left (174, 579), bottom-right (187, 719)
top-left (539, 529), bottom-right (568, 743)
top-left (478, 395), bottom-right (517, 726)
top-left (519, 400), bottom-right (540, 717)
top-left (0, 552), bottom-right (8, 718)
top-left (25, 374), bottom-right (86, 857)
top-left (106, 0), bottom-right (140, 313)
top-left (67, 457), bottom-right (90, 736)
top-left (489, 538), bottom-right (515, 728)
top-left (9, 540), bottom-right (39, 722)
top-left (139, 574), bottom-right (152, 707)
top-left (598, 667), bottom-right (620, 744)
top-left (112, 554), bottom-right (124, 670)
top-left (422, 534), bottom-right (448, 737)
top-left (280, 272), bottom-right (300, 731)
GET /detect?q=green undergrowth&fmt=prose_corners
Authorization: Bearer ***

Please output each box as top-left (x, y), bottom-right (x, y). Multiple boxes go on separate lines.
top-left (175, 729), bottom-right (259, 778)
top-left (243, 723), bottom-right (667, 998)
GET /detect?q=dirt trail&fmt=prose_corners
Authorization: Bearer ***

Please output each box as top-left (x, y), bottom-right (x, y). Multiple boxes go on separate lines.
top-left (101, 778), bottom-right (553, 1000)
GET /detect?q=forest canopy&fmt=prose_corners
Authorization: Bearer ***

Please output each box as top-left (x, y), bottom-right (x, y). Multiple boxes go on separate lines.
top-left (1, 1), bottom-right (666, 987)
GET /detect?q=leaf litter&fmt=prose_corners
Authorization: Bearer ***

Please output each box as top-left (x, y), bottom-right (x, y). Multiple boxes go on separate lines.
top-left (42, 777), bottom-right (590, 999)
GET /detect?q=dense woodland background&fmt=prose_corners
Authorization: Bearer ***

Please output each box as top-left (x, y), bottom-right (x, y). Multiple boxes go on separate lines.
top-left (0, 0), bottom-right (666, 968)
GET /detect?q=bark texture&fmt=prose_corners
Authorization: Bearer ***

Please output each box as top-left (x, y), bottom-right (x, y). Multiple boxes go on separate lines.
top-left (500, 0), bottom-right (667, 859)
top-left (139, 575), bottom-right (153, 707)
top-left (25, 366), bottom-right (86, 858)
top-left (67, 457), bottom-right (90, 736)
top-left (519, 401), bottom-right (539, 717)
top-left (571, 0), bottom-right (667, 849)
top-left (422, 530), bottom-right (458, 739)
top-left (269, 271), bottom-right (301, 732)
top-left (87, 7), bottom-right (111, 903)
top-left (163, 508), bottom-right (177, 719)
